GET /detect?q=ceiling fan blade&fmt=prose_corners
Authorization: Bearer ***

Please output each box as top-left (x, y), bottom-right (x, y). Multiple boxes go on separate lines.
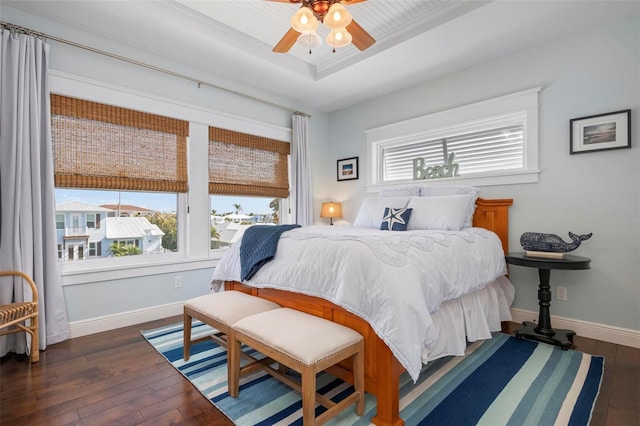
top-left (273, 27), bottom-right (300, 53)
top-left (341, 0), bottom-right (368, 4)
top-left (347, 19), bottom-right (375, 51)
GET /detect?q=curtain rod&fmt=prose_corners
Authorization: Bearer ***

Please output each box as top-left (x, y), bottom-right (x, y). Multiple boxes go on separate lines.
top-left (0, 21), bottom-right (311, 118)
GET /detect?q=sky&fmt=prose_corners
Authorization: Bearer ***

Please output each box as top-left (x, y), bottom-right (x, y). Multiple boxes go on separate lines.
top-left (55, 189), bottom-right (275, 215)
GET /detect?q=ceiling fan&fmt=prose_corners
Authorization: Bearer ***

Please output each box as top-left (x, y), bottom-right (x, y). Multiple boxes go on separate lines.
top-left (269, 0), bottom-right (376, 53)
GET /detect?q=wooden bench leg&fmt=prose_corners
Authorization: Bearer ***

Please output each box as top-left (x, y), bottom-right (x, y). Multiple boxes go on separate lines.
top-left (183, 311), bottom-right (192, 361)
top-left (228, 332), bottom-right (241, 398)
top-left (354, 345), bottom-right (365, 416)
top-left (302, 366), bottom-right (317, 426)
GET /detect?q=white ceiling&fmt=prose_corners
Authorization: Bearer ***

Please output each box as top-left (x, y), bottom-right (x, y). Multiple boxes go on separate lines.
top-left (3, 0), bottom-right (638, 113)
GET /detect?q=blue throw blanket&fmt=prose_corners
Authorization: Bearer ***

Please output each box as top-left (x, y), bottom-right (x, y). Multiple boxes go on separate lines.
top-left (240, 224), bottom-right (301, 281)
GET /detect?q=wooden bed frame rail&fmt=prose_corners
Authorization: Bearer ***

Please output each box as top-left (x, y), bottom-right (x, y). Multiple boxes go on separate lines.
top-left (225, 197), bottom-right (513, 426)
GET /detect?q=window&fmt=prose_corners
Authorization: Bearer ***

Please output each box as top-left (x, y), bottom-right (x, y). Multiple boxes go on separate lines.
top-left (50, 73), bottom-right (293, 282)
top-left (366, 87), bottom-right (540, 189)
top-left (51, 94), bottom-right (187, 264)
top-left (208, 127), bottom-right (290, 251)
top-left (87, 213), bottom-right (96, 229)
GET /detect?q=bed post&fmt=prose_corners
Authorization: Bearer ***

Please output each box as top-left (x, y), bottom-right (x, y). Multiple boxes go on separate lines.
top-left (473, 198), bottom-right (513, 254)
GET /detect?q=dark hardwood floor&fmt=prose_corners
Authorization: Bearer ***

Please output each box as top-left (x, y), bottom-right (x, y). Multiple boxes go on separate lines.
top-left (1, 318), bottom-right (638, 425)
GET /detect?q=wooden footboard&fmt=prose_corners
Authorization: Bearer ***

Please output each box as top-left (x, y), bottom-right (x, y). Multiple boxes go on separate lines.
top-left (225, 197), bottom-right (512, 426)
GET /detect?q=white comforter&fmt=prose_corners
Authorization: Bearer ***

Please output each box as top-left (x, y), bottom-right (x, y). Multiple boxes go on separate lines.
top-left (211, 225), bottom-right (507, 381)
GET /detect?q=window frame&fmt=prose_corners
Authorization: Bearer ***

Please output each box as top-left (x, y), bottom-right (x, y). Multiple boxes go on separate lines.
top-left (365, 87), bottom-right (541, 193)
top-left (50, 71), bottom-right (292, 285)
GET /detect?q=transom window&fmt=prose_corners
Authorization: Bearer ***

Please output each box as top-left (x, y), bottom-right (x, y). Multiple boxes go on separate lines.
top-left (366, 87), bottom-right (540, 189)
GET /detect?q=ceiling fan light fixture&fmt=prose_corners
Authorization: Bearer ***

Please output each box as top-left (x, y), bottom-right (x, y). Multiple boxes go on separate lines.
top-left (297, 32), bottom-right (322, 54)
top-left (291, 6), bottom-right (319, 34)
top-left (326, 27), bottom-right (352, 50)
top-left (324, 3), bottom-right (352, 29)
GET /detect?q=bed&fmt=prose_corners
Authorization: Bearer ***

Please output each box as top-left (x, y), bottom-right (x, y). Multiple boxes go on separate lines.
top-left (212, 191), bottom-right (513, 426)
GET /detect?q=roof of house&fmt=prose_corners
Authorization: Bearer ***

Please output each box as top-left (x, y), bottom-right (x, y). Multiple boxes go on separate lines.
top-left (215, 222), bottom-right (252, 245)
top-left (105, 217), bottom-right (164, 239)
top-left (56, 201), bottom-right (113, 212)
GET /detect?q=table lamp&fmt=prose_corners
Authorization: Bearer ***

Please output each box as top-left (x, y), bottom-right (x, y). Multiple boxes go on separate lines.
top-left (320, 201), bottom-right (343, 225)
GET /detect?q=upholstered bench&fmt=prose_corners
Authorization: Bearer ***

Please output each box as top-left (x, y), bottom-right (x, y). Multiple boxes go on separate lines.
top-left (183, 291), bottom-right (280, 367)
top-left (229, 307), bottom-right (365, 425)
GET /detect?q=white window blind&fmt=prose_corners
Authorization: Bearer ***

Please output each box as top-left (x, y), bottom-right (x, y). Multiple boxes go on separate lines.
top-left (366, 87), bottom-right (540, 189)
top-left (382, 124), bottom-right (524, 181)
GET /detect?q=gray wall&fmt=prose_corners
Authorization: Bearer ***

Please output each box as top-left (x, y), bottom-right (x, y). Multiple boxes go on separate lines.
top-left (323, 13), bottom-right (640, 331)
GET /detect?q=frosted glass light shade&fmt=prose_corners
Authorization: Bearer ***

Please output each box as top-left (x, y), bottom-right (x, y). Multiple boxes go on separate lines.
top-left (326, 28), bottom-right (352, 49)
top-left (291, 7), bottom-right (318, 34)
top-left (324, 3), bottom-right (352, 29)
top-left (297, 32), bottom-right (322, 53)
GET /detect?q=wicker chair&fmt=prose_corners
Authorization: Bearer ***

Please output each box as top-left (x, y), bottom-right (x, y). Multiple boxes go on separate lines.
top-left (0, 271), bottom-right (39, 362)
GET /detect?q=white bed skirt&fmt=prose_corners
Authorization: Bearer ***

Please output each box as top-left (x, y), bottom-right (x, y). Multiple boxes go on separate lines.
top-left (422, 275), bottom-right (515, 364)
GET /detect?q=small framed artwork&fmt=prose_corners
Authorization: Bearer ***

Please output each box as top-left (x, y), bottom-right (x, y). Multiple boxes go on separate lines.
top-left (570, 109), bottom-right (631, 154)
top-left (337, 157), bottom-right (359, 181)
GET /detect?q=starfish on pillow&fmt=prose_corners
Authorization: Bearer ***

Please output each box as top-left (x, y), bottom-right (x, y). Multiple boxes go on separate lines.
top-left (382, 207), bottom-right (409, 230)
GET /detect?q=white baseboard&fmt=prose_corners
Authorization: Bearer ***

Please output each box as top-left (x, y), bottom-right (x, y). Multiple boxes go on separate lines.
top-left (68, 301), bottom-right (186, 338)
top-left (510, 308), bottom-right (640, 349)
top-left (68, 303), bottom-right (640, 349)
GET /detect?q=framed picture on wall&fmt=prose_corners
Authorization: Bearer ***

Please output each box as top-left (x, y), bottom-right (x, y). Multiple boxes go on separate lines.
top-left (337, 157), bottom-right (359, 181)
top-left (570, 109), bottom-right (631, 154)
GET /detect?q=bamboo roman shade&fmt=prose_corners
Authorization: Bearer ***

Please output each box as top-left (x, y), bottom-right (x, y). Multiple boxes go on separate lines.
top-left (208, 127), bottom-right (290, 198)
top-left (51, 94), bottom-right (189, 192)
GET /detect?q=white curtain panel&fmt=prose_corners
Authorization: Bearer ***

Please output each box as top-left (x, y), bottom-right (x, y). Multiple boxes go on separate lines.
top-left (0, 28), bottom-right (69, 357)
top-left (291, 114), bottom-right (314, 226)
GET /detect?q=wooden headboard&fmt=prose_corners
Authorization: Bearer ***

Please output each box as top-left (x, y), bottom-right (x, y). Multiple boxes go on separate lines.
top-left (473, 198), bottom-right (513, 254)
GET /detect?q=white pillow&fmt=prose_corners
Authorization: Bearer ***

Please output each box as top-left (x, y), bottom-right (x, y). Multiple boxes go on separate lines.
top-left (406, 194), bottom-right (476, 231)
top-left (419, 185), bottom-right (479, 227)
top-left (378, 185), bottom-right (420, 198)
top-left (353, 197), bottom-right (411, 228)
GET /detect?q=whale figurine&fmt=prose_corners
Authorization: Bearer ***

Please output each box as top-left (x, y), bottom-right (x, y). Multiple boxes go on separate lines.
top-left (520, 232), bottom-right (592, 253)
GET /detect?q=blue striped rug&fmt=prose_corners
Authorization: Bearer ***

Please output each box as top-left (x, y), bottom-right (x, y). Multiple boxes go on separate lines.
top-left (142, 321), bottom-right (604, 425)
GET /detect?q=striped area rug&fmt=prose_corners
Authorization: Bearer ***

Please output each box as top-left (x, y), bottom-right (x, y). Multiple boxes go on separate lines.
top-left (141, 321), bottom-right (604, 426)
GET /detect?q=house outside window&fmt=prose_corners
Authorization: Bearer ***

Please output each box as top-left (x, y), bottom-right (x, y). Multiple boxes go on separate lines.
top-left (51, 94), bottom-right (187, 265)
top-left (366, 87), bottom-right (540, 190)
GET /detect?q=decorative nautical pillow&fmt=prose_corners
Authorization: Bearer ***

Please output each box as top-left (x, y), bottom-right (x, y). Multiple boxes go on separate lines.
top-left (380, 207), bottom-right (413, 231)
top-left (353, 196), bottom-right (411, 228)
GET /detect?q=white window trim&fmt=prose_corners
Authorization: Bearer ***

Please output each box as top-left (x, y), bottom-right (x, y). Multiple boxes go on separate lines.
top-left (51, 71), bottom-right (292, 285)
top-left (365, 87), bottom-right (541, 193)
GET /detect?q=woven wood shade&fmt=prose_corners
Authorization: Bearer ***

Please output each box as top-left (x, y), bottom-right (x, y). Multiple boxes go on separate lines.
top-left (51, 95), bottom-right (189, 193)
top-left (208, 127), bottom-right (290, 198)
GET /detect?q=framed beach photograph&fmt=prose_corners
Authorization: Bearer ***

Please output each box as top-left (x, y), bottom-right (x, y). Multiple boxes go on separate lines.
top-left (337, 157), bottom-right (359, 181)
top-left (570, 109), bottom-right (631, 154)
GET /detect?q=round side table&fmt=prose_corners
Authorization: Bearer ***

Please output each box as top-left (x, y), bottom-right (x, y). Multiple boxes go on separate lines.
top-left (505, 252), bottom-right (591, 349)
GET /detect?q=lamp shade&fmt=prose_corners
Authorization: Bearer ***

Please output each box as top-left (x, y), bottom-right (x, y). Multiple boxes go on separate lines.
top-left (297, 32), bottom-right (322, 53)
top-left (320, 202), bottom-right (343, 224)
top-left (324, 3), bottom-right (352, 30)
top-left (291, 6), bottom-right (319, 34)
top-left (326, 28), bottom-right (352, 49)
